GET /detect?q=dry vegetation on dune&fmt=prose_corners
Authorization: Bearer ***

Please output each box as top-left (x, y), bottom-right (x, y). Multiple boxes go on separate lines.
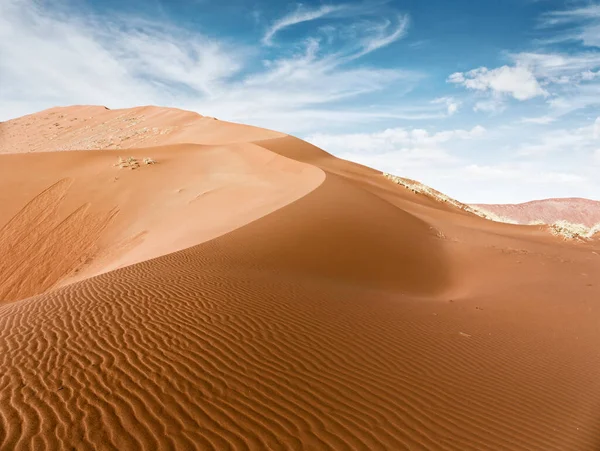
top-left (384, 172), bottom-right (600, 241)
top-left (383, 173), bottom-right (518, 223)
top-left (546, 220), bottom-right (600, 240)
top-left (113, 156), bottom-right (157, 169)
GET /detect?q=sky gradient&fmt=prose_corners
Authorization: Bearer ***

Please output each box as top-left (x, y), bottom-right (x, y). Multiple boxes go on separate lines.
top-left (1, 0), bottom-right (599, 203)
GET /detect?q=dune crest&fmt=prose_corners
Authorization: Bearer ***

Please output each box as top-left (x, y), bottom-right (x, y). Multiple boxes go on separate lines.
top-left (1, 106), bottom-right (599, 450)
top-left (0, 105), bottom-right (285, 154)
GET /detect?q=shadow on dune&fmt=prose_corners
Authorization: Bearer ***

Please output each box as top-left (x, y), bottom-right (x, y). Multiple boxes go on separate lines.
top-left (213, 173), bottom-right (453, 297)
top-left (253, 135), bottom-right (454, 297)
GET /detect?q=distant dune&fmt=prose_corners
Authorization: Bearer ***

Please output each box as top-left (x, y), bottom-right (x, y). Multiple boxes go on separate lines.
top-left (472, 198), bottom-right (600, 226)
top-left (1, 106), bottom-right (599, 450)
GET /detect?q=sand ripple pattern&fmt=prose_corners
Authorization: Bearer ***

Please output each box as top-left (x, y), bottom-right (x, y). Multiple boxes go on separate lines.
top-left (1, 177), bottom-right (599, 450)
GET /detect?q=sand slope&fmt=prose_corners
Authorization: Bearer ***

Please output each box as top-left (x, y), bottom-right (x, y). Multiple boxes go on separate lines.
top-left (0, 113), bottom-right (323, 301)
top-left (1, 106), bottom-right (600, 450)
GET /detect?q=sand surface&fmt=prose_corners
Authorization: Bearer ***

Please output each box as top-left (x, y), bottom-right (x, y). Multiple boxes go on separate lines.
top-left (1, 106), bottom-right (600, 450)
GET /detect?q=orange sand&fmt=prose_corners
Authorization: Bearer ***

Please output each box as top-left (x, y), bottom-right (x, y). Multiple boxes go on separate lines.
top-left (1, 106), bottom-right (599, 450)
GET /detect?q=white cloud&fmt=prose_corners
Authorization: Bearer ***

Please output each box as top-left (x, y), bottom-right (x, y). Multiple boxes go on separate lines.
top-left (442, 161), bottom-right (592, 203)
top-left (460, 164), bottom-right (584, 184)
top-left (448, 66), bottom-right (547, 101)
top-left (306, 124), bottom-right (485, 152)
top-left (447, 72), bottom-right (465, 84)
top-left (450, 51), bottom-right (600, 118)
top-left (544, 82), bottom-right (600, 118)
top-left (425, 160), bottom-right (593, 204)
top-left (511, 52), bottom-right (600, 83)
top-left (0, 0), bottom-right (422, 133)
top-left (582, 70), bottom-right (600, 80)
top-left (539, 5), bottom-right (600, 47)
top-left (520, 5), bottom-right (600, 120)
top-left (474, 98), bottom-right (506, 114)
top-left (431, 96), bottom-right (461, 115)
top-left (447, 163), bottom-right (590, 202)
top-left (521, 116), bottom-right (556, 124)
top-left (353, 15), bottom-right (410, 58)
top-left (262, 4), bottom-right (410, 61)
top-left (304, 125), bottom-right (486, 172)
top-left (0, 0), bottom-right (241, 116)
top-left (540, 5), bottom-right (600, 26)
top-left (518, 116), bottom-right (600, 156)
top-left (262, 4), bottom-right (346, 46)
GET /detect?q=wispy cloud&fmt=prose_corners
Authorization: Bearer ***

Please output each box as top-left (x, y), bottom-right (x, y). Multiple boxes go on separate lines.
top-left (262, 3), bottom-right (410, 64)
top-left (353, 14), bottom-right (410, 58)
top-left (306, 124), bottom-right (485, 154)
top-left (0, 0), bottom-right (427, 133)
top-left (540, 4), bottom-right (600, 26)
top-left (431, 96), bottom-right (461, 115)
top-left (473, 98), bottom-right (506, 114)
top-left (517, 116), bottom-right (600, 156)
top-left (305, 125), bottom-right (485, 174)
top-left (0, 0), bottom-right (243, 114)
top-left (539, 4), bottom-right (600, 47)
top-left (507, 51), bottom-right (600, 119)
top-left (262, 4), bottom-right (347, 46)
top-left (511, 52), bottom-right (600, 82)
top-left (458, 164), bottom-right (585, 185)
top-left (520, 115), bottom-right (556, 125)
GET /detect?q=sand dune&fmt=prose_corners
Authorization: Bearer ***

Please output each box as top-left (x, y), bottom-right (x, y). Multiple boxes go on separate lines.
top-left (1, 106), bottom-right (600, 450)
top-left (473, 197), bottom-right (600, 227)
top-left (0, 134), bottom-right (323, 302)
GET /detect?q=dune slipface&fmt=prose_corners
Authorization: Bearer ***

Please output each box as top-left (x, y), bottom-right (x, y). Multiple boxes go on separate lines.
top-left (1, 106), bottom-right (600, 450)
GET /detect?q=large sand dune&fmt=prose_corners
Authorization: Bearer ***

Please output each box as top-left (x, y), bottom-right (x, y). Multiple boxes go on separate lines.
top-left (1, 106), bottom-right (599, 450)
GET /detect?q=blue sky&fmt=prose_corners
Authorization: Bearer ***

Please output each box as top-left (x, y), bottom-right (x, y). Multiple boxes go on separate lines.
top-left (1, 0), bottom-right (599, 203)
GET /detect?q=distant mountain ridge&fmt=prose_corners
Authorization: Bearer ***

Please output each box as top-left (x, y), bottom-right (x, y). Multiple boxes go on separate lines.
top-left (471, 198), bottom-right (600, 227)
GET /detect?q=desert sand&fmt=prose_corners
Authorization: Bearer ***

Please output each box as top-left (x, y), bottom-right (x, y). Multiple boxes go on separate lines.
top-left (1, 106), bottom-right (599, 450)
